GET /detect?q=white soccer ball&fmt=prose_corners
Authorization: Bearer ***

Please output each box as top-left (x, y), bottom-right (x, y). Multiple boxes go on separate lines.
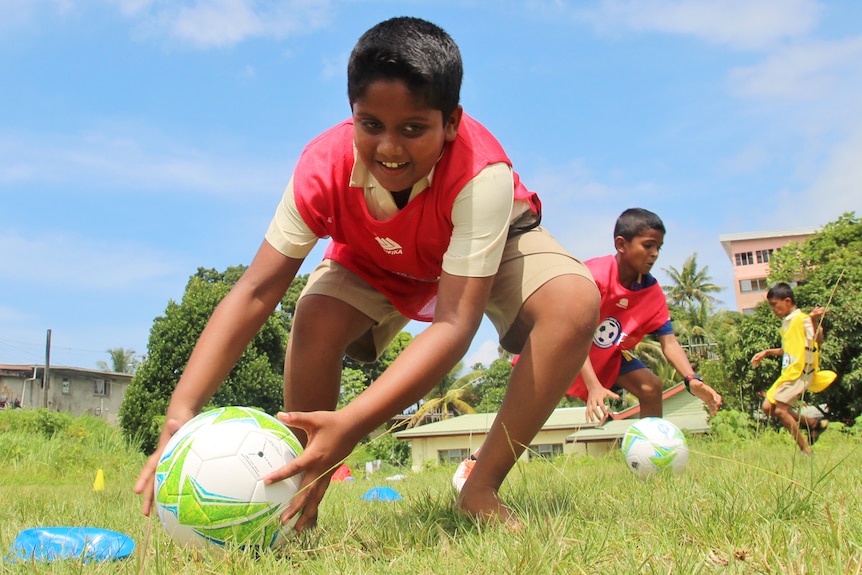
top-left (621, 417), bottom-right (688, 479)
top-left (154, 406), bottom-right (303, 551)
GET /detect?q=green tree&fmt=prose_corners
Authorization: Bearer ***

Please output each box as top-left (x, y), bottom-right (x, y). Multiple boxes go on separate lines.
top-left (473, 358), bottom-right (513, 413)
top-left (119, 267), bottom-right (302, 452)
top-left (662, 253), bottom-right (723, 312)
top-left (97, 347), bottom-right (139, 374)
top-left (342, 331), bottom-right (413, 384)
top-left (408, 365), bottom-right (480, 427)
top-left (765, 212), bottom-right (862, 422)
top-left (338, 368), bottom-right (368, 409)
top-left (717, 213), bottom-right (862, 422)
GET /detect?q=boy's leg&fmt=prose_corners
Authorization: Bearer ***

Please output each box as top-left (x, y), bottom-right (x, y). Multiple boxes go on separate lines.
top-left (284, 260), bottom-right (408, 444)
top-left (458, 270), bottom-right (598, 522)
top-left (284, 294), bottom-right (375, 433)
top-left (769, 400), bottom-right (812, 454)
top-left (616, 367), bottom-right (664, 418)
top-left (764, 379), bottom-right (822, 453)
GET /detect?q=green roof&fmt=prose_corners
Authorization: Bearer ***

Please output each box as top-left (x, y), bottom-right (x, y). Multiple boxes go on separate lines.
top-left (393, 407), bottom-right (598, 439)
top-left (394, 384), bottom-right (712, 441)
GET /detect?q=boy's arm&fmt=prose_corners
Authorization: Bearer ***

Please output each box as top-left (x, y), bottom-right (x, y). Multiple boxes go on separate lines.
top-left (658, 333), bottom-right (722, 415)
top-left (751, 347), bottom-right (783, 367)
top-left (135, 240), bottom-right (304, 516)
top-left (580, 356), bottom-right (619, 422)
top-left (271, 271), bottom-right (493, 527)
top-left (809, 306), bottom-right (827, 344)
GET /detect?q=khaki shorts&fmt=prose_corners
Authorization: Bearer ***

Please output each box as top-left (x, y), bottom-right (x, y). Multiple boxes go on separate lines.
top-left (300, 226), bottom-right (593, 362)
top-left (765, 377), bottom-right (809, 405)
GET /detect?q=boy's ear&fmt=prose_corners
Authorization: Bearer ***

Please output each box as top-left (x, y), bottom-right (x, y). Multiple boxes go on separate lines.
top-left (444, 105), bottom-right (463, 142)
top-left (614, 236), bottom-right (627, 253)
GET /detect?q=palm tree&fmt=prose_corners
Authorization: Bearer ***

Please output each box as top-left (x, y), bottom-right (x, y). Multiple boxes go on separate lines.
top-left (408, 368), bottom-right (482, 427)
top-left (662, 253), bottom-right (723, 312)
top-left (97, 348), bottom-right (139, 374)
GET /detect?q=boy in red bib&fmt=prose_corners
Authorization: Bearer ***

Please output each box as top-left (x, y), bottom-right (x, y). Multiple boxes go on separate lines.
top-left (567, 208), bottom-right (722, 421)
top-left (135, 17), bottom-right (599, 528)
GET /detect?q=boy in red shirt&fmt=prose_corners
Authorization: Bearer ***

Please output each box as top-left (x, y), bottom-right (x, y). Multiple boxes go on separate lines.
top-left (135, 17), bottom-right (599, 528)
top-left (454, 208), bottom-right (720, 492)
top-left (568, 208), bottom-right (722, 422)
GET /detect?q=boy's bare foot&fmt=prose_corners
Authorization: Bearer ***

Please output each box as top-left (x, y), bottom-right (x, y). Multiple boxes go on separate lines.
top-left (456, 485), bottom-right (523, 531)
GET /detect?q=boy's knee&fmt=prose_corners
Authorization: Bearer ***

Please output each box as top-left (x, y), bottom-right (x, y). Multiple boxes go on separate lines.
top-left (638, 373), bottom-right (663, 401)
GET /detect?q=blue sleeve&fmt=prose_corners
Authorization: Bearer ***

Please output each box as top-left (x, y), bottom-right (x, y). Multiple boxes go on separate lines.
top-left (652, 319), bottom-right (674, 337)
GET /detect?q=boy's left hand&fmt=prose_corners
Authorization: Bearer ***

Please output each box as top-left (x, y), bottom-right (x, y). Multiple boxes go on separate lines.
top-left (689, 380), bottom-right (722, 416)
top-left (265, 410), bottom-right (358, 532)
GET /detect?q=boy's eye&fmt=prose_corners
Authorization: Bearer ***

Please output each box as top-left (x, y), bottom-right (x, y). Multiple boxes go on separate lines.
top-left (402, 124), bottom-right (427, 136)
top-left (359, 119), bottom-right (382, 131)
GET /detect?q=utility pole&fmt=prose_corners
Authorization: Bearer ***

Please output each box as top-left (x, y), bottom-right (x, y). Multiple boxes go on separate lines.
top-left (43, 329), bottom-right (51, 409)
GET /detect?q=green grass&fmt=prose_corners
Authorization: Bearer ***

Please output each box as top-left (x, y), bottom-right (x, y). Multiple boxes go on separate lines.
top-left (1, 409), bottom-right (861, 574)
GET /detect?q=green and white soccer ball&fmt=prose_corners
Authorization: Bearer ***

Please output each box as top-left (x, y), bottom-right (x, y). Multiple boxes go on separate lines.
top-left (621, 417), bottom-right (688, 479)
top-left (154, 406), bottom-right (303, 551)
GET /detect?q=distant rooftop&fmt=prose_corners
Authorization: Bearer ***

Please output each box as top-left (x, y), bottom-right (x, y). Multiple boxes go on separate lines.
top-left (719, 226), bottom-right (820, 259)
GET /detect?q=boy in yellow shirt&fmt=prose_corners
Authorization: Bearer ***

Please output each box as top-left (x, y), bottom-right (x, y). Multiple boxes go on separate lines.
top-left (751, 283), bottom-right (836, 455)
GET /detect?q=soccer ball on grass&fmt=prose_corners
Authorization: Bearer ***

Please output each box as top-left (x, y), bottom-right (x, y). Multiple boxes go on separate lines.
top-left (620, 417), bottom-right (688, 479)
top-left (154, 406), bottom-right (303, 551)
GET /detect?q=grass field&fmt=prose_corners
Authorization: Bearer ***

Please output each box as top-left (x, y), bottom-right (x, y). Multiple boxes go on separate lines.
top-left (1, 409), bottom-right (860, 574)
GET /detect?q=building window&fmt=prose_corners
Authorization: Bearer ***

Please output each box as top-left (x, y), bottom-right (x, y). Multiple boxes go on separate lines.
top-left (62, 378), bottom-right (70, 394)
top-left (438, 448), bottom-right (471, 465)
top-left (739, 278), bottom-right (769, 293)
top-left (756, 249), bottom-right (774, 264)
top-left (735, 252), bottom-right (755, 266)
top-left (93, 379), bottom-right (111, 397)
top-left (528, 443), bottom-right (563, 460)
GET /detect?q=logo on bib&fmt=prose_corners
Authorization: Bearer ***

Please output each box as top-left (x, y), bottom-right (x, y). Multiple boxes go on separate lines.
top-left (594, 317), bottom-right (623, 348)
top-left (375, 236), bottom-right (403, 255)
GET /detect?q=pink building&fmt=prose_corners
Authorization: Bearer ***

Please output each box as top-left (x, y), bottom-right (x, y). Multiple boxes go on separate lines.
top-left (719, 227), bottom-right (819, 314)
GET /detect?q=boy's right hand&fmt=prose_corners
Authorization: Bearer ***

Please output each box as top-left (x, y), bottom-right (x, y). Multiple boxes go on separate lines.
top-left (586, 387), bottom-right (619, 423)
top-left (134, 418), bottom-right (184, 517)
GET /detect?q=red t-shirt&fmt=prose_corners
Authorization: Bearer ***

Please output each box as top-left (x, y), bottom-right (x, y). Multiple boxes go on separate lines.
top-left (566, 255), bottom-right (669, 400)
top-left (292, 113), bottom-right (539, 321)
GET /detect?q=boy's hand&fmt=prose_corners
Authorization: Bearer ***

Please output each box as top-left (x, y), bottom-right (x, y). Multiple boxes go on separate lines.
top-left (585, 387), bottom-right (619, 423)
top-left (689, 380), bottom-right (722, 416)
top-left (134, 418), bottom-right (185, 516)
top-left (267, 411), bottom-right (359, 532)
top-left (809, 306), bottom-right (827, 319)
top-left (751, 351), bottom-right (767, 367)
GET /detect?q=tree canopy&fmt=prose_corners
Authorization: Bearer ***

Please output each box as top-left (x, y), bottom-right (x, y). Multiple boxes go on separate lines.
top-left (119, 267), bottom-right (305, 452)
top-left (715, 213), bottom-right (862, 422)
top-left (97, 348), bottom-right (139, 374)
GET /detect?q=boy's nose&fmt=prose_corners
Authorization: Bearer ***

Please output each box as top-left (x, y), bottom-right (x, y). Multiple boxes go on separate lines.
top-left (377, 132), bottom-right (403, 156)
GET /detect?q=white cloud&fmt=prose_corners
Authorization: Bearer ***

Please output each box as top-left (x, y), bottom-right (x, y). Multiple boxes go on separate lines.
top-left (579, 0), bottom-right (820, 50)
top-left (730, 36), bottom-right (862, 100)
top-left (788, 129), bottom-right (862, 225)
top-left (0, 127), bottom-right (288, 199)
top-left (0, 230), bottom-right (180, 292)
top-left (464, 338), bottom-right (500, 369)
top-left (116, 0), bottom-right (333, 48)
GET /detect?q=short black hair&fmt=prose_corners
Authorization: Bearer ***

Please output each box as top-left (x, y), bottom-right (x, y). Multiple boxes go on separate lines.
top-left (613, 208), bottom-right (666, 241)
top-left (347, 17), bottom-right (462, 118)
top-left (767, 282), bottom-right (795, 303)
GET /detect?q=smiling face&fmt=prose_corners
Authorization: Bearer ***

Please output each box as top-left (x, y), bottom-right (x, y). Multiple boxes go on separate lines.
top-left (615, 228), bottom-right (665, 280)
top-left (351, 79), bottom-right (462, 192)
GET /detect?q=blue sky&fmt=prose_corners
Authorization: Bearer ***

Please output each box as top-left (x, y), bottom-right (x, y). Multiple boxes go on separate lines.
top-left (1, 0), bottom-right (860, 371)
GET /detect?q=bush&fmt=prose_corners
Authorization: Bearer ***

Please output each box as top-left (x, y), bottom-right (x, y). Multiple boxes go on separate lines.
top-left (708, 409), bottom-right (757, 442)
